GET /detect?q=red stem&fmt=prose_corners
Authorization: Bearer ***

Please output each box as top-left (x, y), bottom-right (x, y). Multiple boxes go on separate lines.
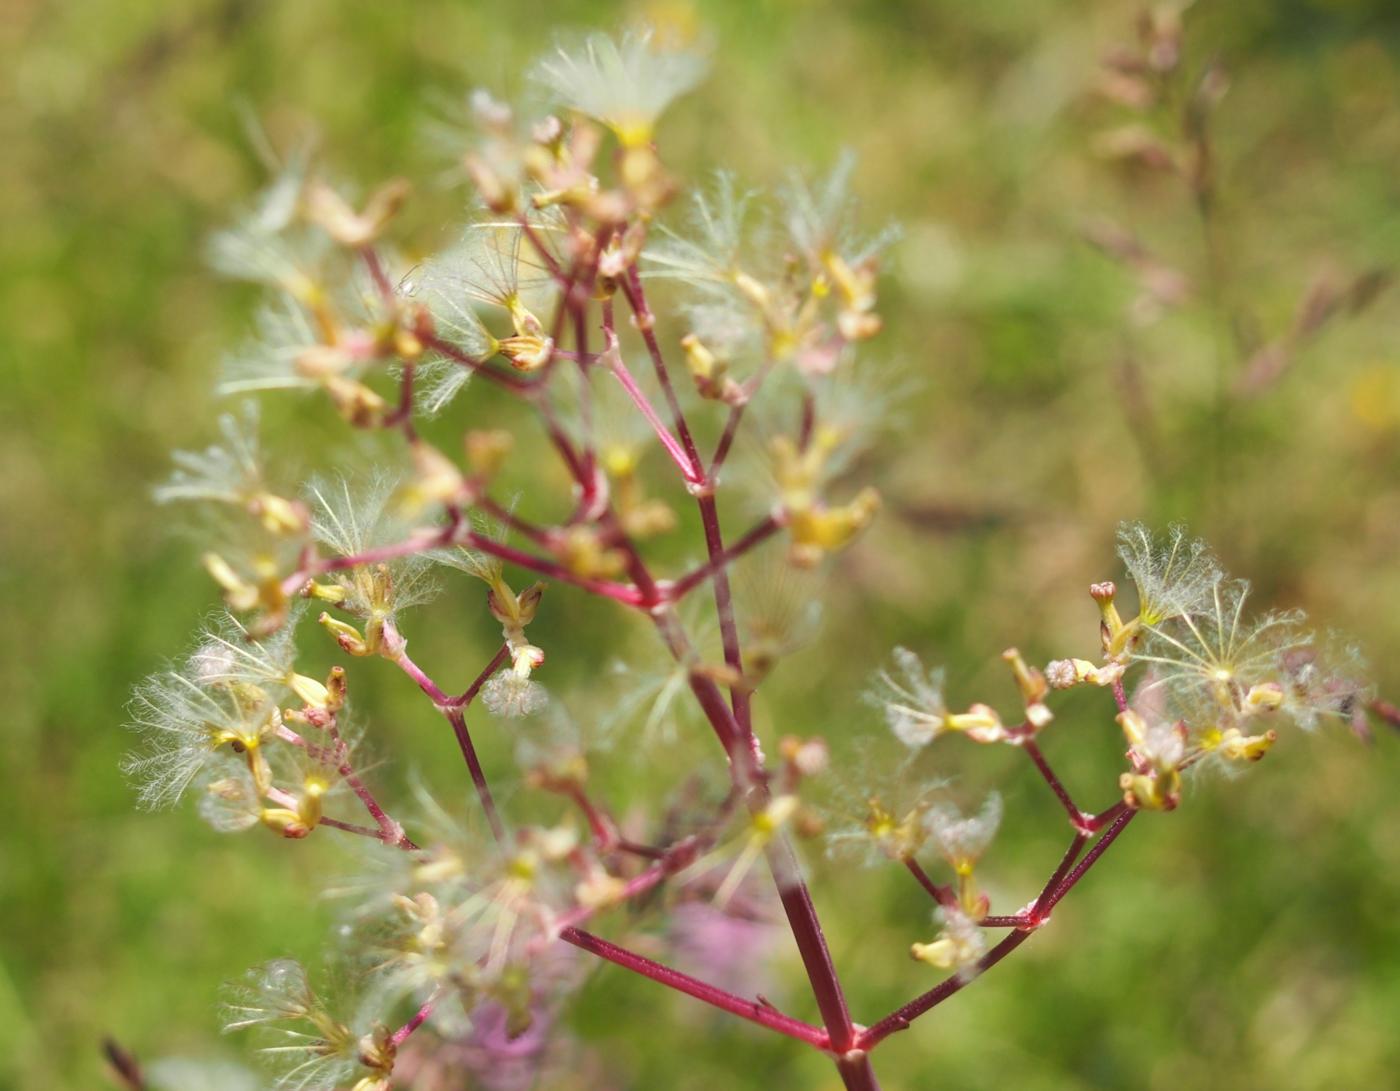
top-left (460, 530), bottom-right (648, 607)
top-left (318, 815), bottom-right (388, 840)
top-left (602, 301), bottom-right (703, 484)
top-left (856, 810), bottom-right (1137, 1051)
top-left (445, 705), bottom-right (505, 844)
top-left (475, 494), bottom-right (556, 550)
top-left (764, 831), bottom-right (859, 1052)
top-left (361, 247), bottom-right (394, 301)
top-left (389, 987), bottom-right (442, 1048)
top-left (385, 630), bottom-right (509, 842)
top-left (857, 930), bottom-right (1034, 1051)
top-left (558, 927), bottom-right (830, 1049)
top-left (710, 403), bottom-right (746, 479)
top-left (1021, 738), bottom-right (1091, 832)
top-left (903, 857), bottom-right (958, 909)
top-left (603, 285), bottom-right (868, 1070)
top-left (320, 715), bottom-right (414, 849)
top-left (620, 269), bottom-right (705, 476)
top-left (696, 493), bottom-right (750, 732)
top-left (517, 215), bottom-right (565, 281)
top-left (1040, 809), bottom-right (1135, 913)
top-left (546, 859), bottom-right (676, 936)
top-left (419, 332), bottom-right (537, 394)
top-left (566, 784), bottom-right (618, 849)
top-left (450, 644), bottom-right (511, 707)
top-left (668, 515), bottom-right (782, 600)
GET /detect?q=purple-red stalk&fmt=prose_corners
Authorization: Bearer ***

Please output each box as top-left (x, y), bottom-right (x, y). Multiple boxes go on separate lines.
top-left (559, 927), bottom-right (830, 1050)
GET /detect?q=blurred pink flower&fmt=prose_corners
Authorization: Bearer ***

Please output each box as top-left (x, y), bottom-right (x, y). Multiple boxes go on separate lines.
top-left (668, 900), bottom-right (781, 997)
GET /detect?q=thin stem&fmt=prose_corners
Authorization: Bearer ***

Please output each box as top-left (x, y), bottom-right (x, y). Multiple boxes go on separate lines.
top-left (289, 528), bottom-right (453, 594)
top-left (616, 838), bottom-right (667, 860)
top-left (566, 784), bottom-right (618, 849)
top-left (383, 629), bottom-right (508, 842)
top-left (322, 715), bottom-right (414, 849)
top-left (836, 1053), bottom-right (883, 1091)
top-left (620, 269), bottom-right (705, 477)
top-left (668, 516), bottom-right (782, 600)
top-left (602, 300), bottom-right (704, 484)
top-left (361, 247), bottom-right (394, 302)
top-left (696, 493), bottom-right (750, 737)
top-left (476, 494), bottom-right (556, 550)
top-left (517, 215), bottom-right (565, 282)
top-left (571, 295), bottom-right (598, 485)
top-left (1368, 697), bottom-right (1400, 730)
top-left (339, 762), bottom-right (410, 846)
top-left (384, 359), bottom-right (418, 440)
top-left (980, 832), bottom-right (1092, 929)
top-left (317, 816), bottom-right (386, 841)
top-left (558, 927), bottom-right (830, 1050)
top-left (1021, 738), bottom-right (1089, 831)
top-left (445, 706), bottom-right (505, 844)
top-left (797, 389), bottom-right (816, 451)
top-left (1084, 800), bottom-right (1128, 832)
top-left (460, 530), bottom-right (648, 607)
top-left (450, 644), bottom-right (511, 708)
top-left (612, 435), bottom-right (864, 1067)
top-left (392, 647), bottom-right (452, 707)
top-left (533, 392), bottom-right (593, 490)
top-left (419, 333), bottom-right (536, 394)
top-left (389, 986), bottom-right (443, 1048)
top-left (710, 403), bottom-right (745, 479)
top-left (1032, 831), bottom-right (1089, 917)
top-left (546, 859), bottom-right (675, 937)
top-left (1040, 809), bottom-right (1136, 913)
top-left (857, 930), bottom-right (1033, 1051)
top-left (903, 857), bottom-right (957, 909)
top-left (857, 812), bottom-right (1137, 1051)
top-left (276, 722), bottom-right (417, 849)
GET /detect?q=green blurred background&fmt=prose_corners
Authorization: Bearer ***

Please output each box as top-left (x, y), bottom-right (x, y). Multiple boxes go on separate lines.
top-left (6, 0), bottom-right (1400, 1088)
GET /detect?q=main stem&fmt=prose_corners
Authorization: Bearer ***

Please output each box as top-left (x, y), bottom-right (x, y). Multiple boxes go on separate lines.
top-left (618, 275), bottom-right (875, 1088)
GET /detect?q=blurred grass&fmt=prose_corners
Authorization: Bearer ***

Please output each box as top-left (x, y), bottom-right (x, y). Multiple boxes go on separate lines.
top-left (5, 0), bottom-right (1400, 1087)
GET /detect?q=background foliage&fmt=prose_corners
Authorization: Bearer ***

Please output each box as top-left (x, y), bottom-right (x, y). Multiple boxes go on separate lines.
top-left (5, 0), bottom-right (1400, 1087)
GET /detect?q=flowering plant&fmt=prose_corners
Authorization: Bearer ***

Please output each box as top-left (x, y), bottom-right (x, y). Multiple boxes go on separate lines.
top-left (116, 25), bottom-right (1376, 1091)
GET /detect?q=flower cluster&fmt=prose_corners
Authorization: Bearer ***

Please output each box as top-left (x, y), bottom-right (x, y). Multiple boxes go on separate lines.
top-left (844, 521), bottom-right (1372, 989)
top-left (121, 21), bottom-right (1378, 1091)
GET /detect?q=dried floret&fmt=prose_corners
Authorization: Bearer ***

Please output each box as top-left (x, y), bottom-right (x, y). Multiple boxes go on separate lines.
top-left (124, 664), bottom-right (282, 809)
top-left (1116, 522), bottom-right (1221, 627)
top-left (866, 647), bottom-right (948, 749)
top-left (924, 793), bottom-right (1002, 873)
top-left (531, 29), bottom-right (708, 147)
top-left (910, 905), bottom-right (987, 981)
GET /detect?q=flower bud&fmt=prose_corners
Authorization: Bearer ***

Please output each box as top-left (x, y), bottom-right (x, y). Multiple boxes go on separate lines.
top-left (780, 735), bottom-right (829, 778)
top-left (323, 376), bottom-right (387, 428)
top-left (464, 152), bottom-right (517, 213)
top-left (1119, 768), bottom-right (1181, 811)
top-left (250, 492), bottom-right (310, 536)
top-left (786, 487), bottom-right (881, 567)
top-left (325, 666), bottom-right (348, 711)
top-left (465, 429), bottom-right (514, 478)
top-left (575, 868), bottom-right (628, 910)
top-left (305, 178), bottom-right (412, 248)
top-left (202, 552), bottom-right (260, 612)
top-left (400, 441), bottom-right (467, 513)
top-left (498, 334), bottom-right (555, 372)
top-left (288, 672), bottom-right (330, 709)
top-left (260, 806), bottom-right (312, 839)
top-left (319, 612), bottom-right (369, 656)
